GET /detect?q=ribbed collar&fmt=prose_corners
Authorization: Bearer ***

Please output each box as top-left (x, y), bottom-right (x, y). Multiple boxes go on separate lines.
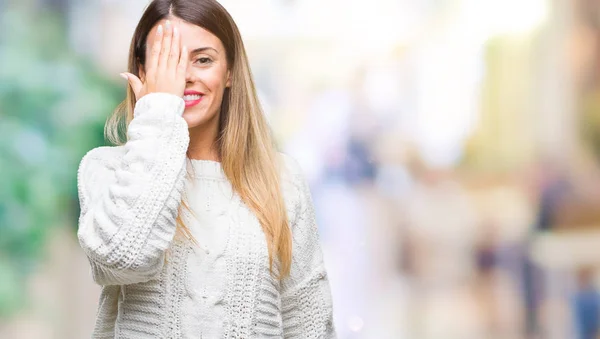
top-left (186, 158), bottom-right (226, 180)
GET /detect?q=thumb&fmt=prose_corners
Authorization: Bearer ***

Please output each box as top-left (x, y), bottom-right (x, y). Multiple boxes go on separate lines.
top-left (120, 72), bottom-right (143, 98)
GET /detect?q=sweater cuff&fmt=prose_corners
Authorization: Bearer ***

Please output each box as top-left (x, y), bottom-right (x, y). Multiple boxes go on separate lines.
top-left (134, 92), bottom-right (185, 118)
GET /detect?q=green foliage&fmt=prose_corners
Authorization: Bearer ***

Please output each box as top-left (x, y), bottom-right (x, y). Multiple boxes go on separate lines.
top-left (0, 4), bottom-right (123, 317)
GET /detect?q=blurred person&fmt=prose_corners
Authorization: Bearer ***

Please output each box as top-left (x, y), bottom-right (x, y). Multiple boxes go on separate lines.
top-left (343, 136), bottom-right (377, 185)
top-left (76, 0), bottom-right (336, 337)
top-left (572, 267), bottom-right (600, 339)
top-left (473, 223), bottom-right (512, 338)
top-left (523, 160), bottom-right (570, 338)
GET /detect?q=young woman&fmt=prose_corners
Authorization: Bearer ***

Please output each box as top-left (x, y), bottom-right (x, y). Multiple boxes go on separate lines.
top-left (76, 0), bottom-right (336, 337)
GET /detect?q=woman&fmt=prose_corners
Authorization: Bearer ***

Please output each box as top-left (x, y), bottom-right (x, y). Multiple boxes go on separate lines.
top-left (76, 0), bottom-right (336, 337)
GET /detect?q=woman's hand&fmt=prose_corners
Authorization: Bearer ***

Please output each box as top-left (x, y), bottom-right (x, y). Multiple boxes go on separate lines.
top-left (121, 20), bottom-right (188, 101)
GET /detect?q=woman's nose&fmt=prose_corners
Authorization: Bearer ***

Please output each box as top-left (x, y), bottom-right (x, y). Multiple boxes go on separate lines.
top-left (185, 66), bottom-right (196, 83)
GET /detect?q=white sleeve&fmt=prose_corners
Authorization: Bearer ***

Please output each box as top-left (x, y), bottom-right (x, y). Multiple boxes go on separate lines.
top-left (77, 93), bottom-right (189, 286)
top-left (280, 155), bottom-right (337, 338)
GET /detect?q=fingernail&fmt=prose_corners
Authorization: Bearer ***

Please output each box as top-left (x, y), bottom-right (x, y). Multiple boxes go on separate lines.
top-left (166, 20), bottom-right (171, 29)
top-left (120, 73), bottom-right (128, 80)
top-left (173, 26), bottom-right (178, 36)
top-left (157, 25), bottom-right (163, 35)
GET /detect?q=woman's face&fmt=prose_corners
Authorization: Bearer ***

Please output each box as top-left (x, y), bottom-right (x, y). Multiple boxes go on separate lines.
top-left (143, 18), bottom-right (231, 129)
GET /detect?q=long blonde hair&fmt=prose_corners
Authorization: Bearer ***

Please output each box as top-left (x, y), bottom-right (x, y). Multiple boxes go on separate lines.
top-left (105, 0), bottom-right (292, 279)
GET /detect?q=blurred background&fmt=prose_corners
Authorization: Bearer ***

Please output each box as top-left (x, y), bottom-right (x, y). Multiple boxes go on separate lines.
top-left (4, 0), bottom-right (600, 338)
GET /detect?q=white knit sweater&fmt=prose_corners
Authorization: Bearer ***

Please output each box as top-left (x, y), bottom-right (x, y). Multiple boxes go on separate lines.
top-left (77, 93), bottom-right (336, 338)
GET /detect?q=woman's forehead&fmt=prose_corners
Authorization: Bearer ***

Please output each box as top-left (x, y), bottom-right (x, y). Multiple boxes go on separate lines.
top-left (145, 18), bottom-right (224, 53)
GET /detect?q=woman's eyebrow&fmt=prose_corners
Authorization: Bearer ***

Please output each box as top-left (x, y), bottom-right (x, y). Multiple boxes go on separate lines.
top-left (190, 47), bottom-right (219, 54)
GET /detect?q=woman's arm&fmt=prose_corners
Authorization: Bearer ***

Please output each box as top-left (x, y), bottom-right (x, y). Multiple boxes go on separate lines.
top-left (280, 156), bottom-right (337, 338)
top-left (77, 92), bottom-right (189, 286)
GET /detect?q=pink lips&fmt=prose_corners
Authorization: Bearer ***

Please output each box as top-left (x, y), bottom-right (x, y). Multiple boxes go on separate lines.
top-left (183, 90), bottom-right (204, 108)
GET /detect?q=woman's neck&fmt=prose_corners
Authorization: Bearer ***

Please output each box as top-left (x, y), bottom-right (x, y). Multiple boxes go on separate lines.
top-left (187, 121), bottom-right (220, 162)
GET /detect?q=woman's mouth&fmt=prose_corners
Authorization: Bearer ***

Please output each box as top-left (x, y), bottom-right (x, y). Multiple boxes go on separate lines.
top-left (183, 91), bottom-right (204, 108)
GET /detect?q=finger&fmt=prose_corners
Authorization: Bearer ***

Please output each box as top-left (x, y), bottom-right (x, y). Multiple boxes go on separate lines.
top-left (168, 25), bottom-right (180, 70)
top-left (159, 20), bottom-right (173, 72)
top-left (147, 24), bottom-right (163, 78)
top-left (177, 45), bottom-right (188, 78)
top-left (121, 72), bottom-right (143, 97)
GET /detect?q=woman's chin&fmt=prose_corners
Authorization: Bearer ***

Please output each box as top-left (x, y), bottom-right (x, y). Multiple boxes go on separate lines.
top-left (182, 113), bottom-right (198, 128)
top-left (184, 118), bottom-right (202, 129)
top-left (182, 112), bottom-right (212, 129)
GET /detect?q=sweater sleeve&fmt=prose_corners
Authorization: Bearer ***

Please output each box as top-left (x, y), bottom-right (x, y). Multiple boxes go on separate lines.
top-left (280, 155), bottom-right (337, 338)
top-left (77, 93), bottom-right (189, 286)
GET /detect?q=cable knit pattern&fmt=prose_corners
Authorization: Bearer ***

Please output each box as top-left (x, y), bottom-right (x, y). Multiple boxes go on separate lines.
top-left (223, 205), bottom-right (265, 338)
top-left (77, 93), bottom-right (336, 338)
